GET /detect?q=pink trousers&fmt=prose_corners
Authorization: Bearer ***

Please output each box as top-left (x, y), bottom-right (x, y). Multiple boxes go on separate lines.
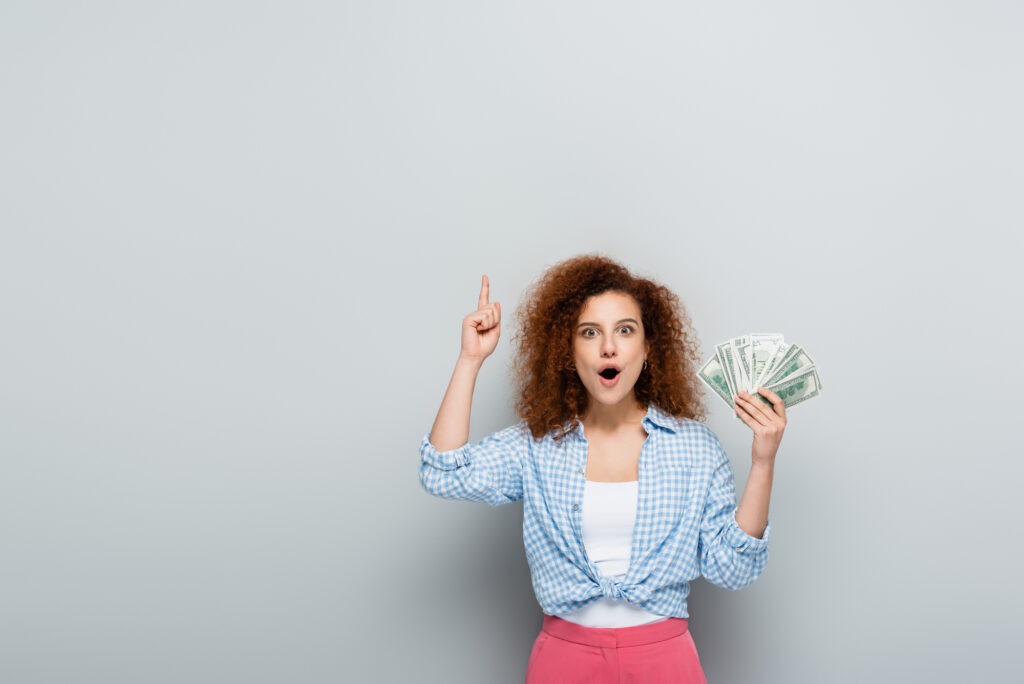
top-left (525, 614), bottom-right (707, 684)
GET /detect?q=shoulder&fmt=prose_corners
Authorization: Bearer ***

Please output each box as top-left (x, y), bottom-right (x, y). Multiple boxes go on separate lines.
top-left (647, 405), bottom-right (720, 444)
top-left (654, 415), bottom-right (727, 468)
top-left (482, 420), bottom-right (543, 454)
top-left (676, 417), bottom-right (722, 445)
top-left (484, 420), bottom-right (533, 444)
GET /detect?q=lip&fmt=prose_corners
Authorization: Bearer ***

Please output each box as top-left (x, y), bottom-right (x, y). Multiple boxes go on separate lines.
top-left (597, 365), bottom-right (622, 387)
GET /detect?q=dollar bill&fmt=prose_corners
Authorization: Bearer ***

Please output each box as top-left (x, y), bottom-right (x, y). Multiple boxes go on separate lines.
top-left (714, 339), bottom-right (742, 398)
top-left (750, 333), bottom-right (785, 390)
top-left (765, 365), bottom-right (822, 408)
top-left (760, 345), bottom-right (815, 388)
top-left (732, 337), bottom-right (753, 393)
top-left (698, 356), bottom-right (732, 406)
top-left (699, 333), bottom-right (822, 411)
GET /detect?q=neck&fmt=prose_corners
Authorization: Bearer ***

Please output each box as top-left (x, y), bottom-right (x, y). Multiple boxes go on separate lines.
top-left (581, 396), bottom-right (648, 432)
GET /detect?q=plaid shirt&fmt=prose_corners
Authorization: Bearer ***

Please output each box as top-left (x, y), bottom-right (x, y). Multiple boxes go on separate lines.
top-left (419, 404), bottom-right (771, 618)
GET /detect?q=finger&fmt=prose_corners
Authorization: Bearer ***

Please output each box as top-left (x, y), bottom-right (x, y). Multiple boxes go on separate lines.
top-left (478, 275), bottom-right (490, 309)
top-left (480, 308), bottom-right (501, 333)
top-left (735, 394), bottom-right (771, 426)
top-left (733, 400), bottom-right (756, 427)
top-left (477, 302), bottom-right (499, 322)
top-left (737, 392), bottom-right (770, 419)
top-left (756, 387), bottom-right (787, 420)
top-left (467, 311), bottom-right (491, 332)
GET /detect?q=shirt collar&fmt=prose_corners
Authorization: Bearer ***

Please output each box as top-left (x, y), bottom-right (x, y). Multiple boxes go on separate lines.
top-left (567, 403), bottom-right (682, 438)
top-left (642, 404), bottom-right (682, 433)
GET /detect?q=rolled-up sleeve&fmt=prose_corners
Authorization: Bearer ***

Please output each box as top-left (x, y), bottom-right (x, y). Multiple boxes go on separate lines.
top-left (697, 439), bottom-right (771, 590)
top-left (419, 421), bottom-right (528, 506)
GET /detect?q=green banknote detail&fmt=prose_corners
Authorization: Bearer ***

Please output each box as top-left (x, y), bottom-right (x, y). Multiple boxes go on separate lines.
top-left (761, 345), bottom-right (815, 388)
top-left (698, 356), bottom-right (732, 406)
top-left (714, 341), bottom-right (738, 397)
top-left (766, 366), bottom-right (822, 407)
top-left (698, 334), bottom-right (822, 414)
top-left (750, 333), bottom-right (786, 389)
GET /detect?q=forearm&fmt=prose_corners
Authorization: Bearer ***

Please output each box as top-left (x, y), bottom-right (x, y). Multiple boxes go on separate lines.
top-left (428, 354), bottom-right (485, 451)
top-left (734, 461), bottom-right (774, 539)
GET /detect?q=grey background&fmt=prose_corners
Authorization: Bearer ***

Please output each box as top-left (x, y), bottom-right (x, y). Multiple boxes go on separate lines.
top-left (1, 1), bottom-right (1021, 682)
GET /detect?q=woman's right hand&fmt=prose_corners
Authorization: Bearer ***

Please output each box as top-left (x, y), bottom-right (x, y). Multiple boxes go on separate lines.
top-left (460, 275), bottom-right (501, 362)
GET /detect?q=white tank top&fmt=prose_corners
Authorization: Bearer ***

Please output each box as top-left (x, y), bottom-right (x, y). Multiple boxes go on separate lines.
top-left (556, 479), bottom-right (668, 627)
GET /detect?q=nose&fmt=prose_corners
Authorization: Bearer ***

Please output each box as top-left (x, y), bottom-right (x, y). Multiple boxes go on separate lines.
top-left (601, 335), bottom-right (617, 357)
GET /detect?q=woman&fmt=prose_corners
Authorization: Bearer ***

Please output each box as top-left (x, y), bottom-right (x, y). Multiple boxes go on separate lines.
top-left (419, 254), bottom-right (786, 683)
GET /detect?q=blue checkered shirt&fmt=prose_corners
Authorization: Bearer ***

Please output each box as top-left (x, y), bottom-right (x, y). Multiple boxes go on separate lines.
top-left (419, 404), bottom-right (771, 618)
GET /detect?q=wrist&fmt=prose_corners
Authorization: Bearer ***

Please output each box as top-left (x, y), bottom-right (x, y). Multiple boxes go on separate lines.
top-left (456, 353), bottom-right (486, 370)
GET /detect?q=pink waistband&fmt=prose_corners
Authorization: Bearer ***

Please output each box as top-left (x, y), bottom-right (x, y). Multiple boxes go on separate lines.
top-left (541, 614), bottom-right (689, 648)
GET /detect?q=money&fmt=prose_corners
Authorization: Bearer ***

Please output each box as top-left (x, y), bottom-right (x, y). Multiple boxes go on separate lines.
top-left (698, 333), bottom-right (822, 411)
top-left (697, 355), bottom-right (732, 406)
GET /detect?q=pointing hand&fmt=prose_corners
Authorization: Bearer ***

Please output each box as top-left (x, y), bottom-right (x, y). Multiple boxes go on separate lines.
top-left (461, 275), bottom-right (501, 361)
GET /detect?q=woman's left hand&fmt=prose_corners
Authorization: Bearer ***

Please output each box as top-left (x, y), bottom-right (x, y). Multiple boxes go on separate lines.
top-left (734, 387), bottom-right (787, 468)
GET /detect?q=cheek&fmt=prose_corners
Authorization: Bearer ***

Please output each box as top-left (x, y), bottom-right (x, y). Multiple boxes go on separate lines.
top-left (572, 344), bottom-right (588, 366)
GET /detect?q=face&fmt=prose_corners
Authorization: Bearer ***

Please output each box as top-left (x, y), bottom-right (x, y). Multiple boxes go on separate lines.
top-left (572, 291), bottom-right (650, 408)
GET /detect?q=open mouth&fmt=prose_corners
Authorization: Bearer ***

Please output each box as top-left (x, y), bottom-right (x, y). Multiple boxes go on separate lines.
top-left (598, 368), bottom-right (621, 380)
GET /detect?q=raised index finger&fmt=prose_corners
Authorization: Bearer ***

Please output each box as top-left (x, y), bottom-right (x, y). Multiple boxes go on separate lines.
top-left (478, 274), bottom-right (490, 309)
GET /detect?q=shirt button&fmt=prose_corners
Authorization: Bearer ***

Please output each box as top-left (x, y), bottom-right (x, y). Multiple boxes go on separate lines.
top-left (579, 467), bottom-right (584, 475)
top-left (572, 504), bottom-right (579, 511)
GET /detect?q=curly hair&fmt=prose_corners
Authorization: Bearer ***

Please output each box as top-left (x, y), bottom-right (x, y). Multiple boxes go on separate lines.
top-left (511, 253), bottom-right (707, 440)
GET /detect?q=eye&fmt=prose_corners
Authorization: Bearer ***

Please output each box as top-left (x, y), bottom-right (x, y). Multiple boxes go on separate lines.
top-left (619, 326), bottom-right (634, 335)
top-left (581, 328), bottom-right (597, 337)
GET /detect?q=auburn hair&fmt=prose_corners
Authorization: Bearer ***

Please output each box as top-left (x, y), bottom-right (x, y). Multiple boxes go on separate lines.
top-left (511, 253), bottom-right (706, 440)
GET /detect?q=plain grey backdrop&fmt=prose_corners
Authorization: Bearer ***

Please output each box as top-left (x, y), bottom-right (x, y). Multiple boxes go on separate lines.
top-left (1, 1), bottom-right (1021, 682)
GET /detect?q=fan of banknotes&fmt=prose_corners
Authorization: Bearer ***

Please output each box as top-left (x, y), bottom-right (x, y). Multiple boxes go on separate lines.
top-left (698, 333), bottom-right (822, 410)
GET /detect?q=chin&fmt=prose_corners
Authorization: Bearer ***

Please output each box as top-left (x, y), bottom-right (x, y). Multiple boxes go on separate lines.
top-left (593, 388), bottom-right (637, 405)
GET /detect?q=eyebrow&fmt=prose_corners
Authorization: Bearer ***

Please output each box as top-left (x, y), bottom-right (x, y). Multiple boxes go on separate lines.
top-left (576, 318), bottom-right (640, 329)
